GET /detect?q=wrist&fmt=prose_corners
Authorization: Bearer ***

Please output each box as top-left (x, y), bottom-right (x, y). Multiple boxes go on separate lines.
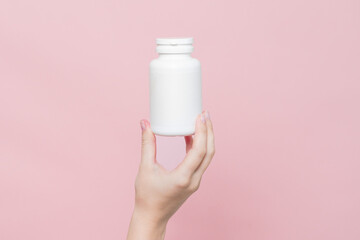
top-left (127, 207), bottom-right (168, 240)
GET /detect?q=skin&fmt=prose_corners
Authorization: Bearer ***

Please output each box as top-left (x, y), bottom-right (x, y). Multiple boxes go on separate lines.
top-left (127, 110), bottom-right (215, 240)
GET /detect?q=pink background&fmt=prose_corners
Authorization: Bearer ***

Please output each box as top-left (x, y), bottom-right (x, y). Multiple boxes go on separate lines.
top-left (1, 0), bottom-right (360, 239)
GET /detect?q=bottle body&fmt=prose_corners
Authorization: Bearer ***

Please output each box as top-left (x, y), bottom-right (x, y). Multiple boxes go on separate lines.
top-left (150, 38), bottom-right (202, 136)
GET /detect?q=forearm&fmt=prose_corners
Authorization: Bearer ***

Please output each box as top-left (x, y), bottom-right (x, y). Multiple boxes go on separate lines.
top-left (127, 208), bottom-right (168, 240)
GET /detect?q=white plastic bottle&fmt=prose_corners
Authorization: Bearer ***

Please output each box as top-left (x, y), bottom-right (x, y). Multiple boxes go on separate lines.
top-left (150, 37), bottom-right (202, 136)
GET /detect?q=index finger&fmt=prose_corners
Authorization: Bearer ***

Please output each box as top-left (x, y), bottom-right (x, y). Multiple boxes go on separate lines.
top-left (175, 112), bottom-right (208, 175)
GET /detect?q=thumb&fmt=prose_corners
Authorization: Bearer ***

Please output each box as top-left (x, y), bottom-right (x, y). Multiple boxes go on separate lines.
top-left (140, 119), bottom-right (156, 167)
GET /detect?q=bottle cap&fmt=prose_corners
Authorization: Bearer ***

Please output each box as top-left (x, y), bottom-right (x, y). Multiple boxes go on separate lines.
top-left (156, 37), bottom-right (194, 53)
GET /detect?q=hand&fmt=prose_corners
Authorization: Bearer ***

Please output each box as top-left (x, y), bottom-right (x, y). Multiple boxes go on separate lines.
top-left (127, 110), bottom-right (215, 240)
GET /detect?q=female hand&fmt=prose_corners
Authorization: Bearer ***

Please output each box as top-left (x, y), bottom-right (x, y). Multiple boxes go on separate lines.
top-left (127, 110), bottom-right (215, 240)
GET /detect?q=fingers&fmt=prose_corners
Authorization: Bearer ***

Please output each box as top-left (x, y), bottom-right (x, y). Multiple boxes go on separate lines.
top-left (176, 112), bottom-right (207, 175)
top-left (140, 119), bottom-right (156, 167)
top-left (194, 111), bottom-right (215, 176)
top-left (184, 135), bottom-right (193, 153)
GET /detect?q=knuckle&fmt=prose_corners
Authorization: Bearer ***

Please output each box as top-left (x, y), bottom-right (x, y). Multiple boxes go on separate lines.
top-left (189, 182), bottom-right (200, 192)
top-left (134, 176), bottom-right (141, 190)
top-left (189, 177), bottom-right (202, 192)
top-left (141, 138), bottom-right (148, 146)
top-left (209, 148), bottom-right (215, 158)
top-left (201, 125), bottom-right (208, 133)
top-left (194, 147), bottom-right (206, 158)
top-left (208, 123), bottom-right (214, 132)
top-left (176, 174), bottom-right (191, 188)
top-left (142, 137), bottom-right (153, 146)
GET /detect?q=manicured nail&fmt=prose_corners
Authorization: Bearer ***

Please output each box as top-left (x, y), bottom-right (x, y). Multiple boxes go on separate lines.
top-left (201, 113), bottom-right (206, 123)
top-left (205, 110), bottom-right (210, 120)
top-left (140, 120), bottom-right (146, 131)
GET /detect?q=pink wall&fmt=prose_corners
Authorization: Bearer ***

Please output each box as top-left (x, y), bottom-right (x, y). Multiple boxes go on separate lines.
top-left (1, 0), bottom-right (360, 239)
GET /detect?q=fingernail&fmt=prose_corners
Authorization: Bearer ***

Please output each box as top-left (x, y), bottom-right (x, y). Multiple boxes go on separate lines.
top-left (201, 113), bottom-right (206, 123)
top-left (205, 110), bottom-right (210, 120)
top-left (140, 120), bottom-right (146, 131)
